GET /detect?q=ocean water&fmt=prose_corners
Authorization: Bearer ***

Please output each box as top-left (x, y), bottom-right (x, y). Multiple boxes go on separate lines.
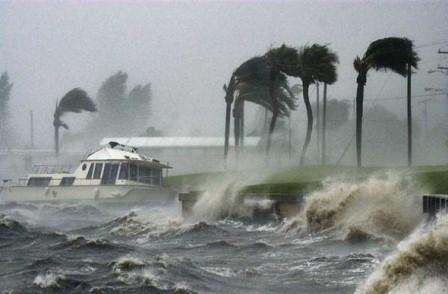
top-left (0, 175), bottom-right (446, 294)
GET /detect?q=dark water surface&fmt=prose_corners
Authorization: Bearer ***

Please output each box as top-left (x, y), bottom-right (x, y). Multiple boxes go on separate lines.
top-left (0, 201), bottom-right (391, 294)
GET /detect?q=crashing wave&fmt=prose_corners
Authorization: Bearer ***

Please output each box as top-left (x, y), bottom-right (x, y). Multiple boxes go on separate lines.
top-left (111, 254), bottom-right (196, 293)
top-left (298, 173), bottom-right (422, 241)
top-left (51, 235), bottom-right (126, 252)
top-left (0, 214), bottom-right (28, 234)
top-left (112, 255), bottom-right (146, 273)
top-left (33, 272), bottom-right (66, 288)
top-left (85, 208), bottom-right (185, 240)
top-left (33, 271), bottom-right (90, 290)
top-left (358, 214), bottom-right (448, 294)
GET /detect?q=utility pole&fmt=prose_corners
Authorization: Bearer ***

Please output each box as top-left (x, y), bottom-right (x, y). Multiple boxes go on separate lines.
top-left (29, 110), bottom-right (34, 148)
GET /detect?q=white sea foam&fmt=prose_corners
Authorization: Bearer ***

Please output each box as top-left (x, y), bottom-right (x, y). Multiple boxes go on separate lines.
top-left (33, 272), bottom-right (65, 288)
top-left (358, 214), bottom-right (448, 294)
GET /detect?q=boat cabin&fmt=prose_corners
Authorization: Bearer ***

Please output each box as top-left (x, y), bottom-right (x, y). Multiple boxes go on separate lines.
top-left (25, 142), bottom-right (171, 187)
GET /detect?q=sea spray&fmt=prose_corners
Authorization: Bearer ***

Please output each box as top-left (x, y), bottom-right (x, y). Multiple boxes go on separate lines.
top-left (33, 272), bottom-right (66, 289)
top-left (284, 173), bottom-right (423, 241)
top-left (191, 173), bottom-right (275, 221)
top-left (358, 214), bottom-right (448, 294)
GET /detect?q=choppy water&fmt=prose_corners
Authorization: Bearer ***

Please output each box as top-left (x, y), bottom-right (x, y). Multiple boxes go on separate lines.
top-left (0, 174), bottom-right (447, 294)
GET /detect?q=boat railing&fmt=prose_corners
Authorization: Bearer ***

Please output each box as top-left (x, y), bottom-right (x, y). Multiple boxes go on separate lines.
top-left (31, 165), bottom-right (74, 174)
top-left (1, 176), bottom-right (161, 187)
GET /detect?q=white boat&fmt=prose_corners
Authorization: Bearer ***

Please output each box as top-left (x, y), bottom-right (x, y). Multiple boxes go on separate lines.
top-left (0, 142), bottom-right (176, 204)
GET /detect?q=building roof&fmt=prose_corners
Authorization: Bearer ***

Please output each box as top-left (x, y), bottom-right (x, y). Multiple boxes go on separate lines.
top-left (100, 137), bottom-right (261, 148)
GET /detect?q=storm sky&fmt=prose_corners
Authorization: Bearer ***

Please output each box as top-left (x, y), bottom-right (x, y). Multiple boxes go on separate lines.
top-left (1, 0), bottom-right (447, 147)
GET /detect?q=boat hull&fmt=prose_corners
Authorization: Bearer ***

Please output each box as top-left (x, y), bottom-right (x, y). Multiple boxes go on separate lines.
top-left (0, 185), bottom-right (177, 205)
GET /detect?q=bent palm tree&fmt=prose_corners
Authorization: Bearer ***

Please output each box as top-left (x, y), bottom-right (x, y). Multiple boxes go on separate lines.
top-left (224, 56), bottom-right (270, 158)
top-left (53, 88), bottom-right (97, 155)
top-left (293, 44), bottom-right (338, 166)
top-left (223, 76), bottom-right (236, 160)
top-left (224, 53), bottom-right (297, 157)
top-left (264, 45), bottom-right (300, 155)
top-left (354, 37), bottom-right (419, 167)
top-left (317, 47), bottom-right (339, 165)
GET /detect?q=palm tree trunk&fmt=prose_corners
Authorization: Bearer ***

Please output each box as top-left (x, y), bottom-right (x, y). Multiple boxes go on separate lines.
top-left (224, 102), bottom-right (232, 159)
top-left (407, 63), bottom-right (412, 167)
top-left (316, 82), bottom-right (320, 161)
top-left (266, 109), bottom-right (278, 155)
top-left (54, 125), bottom-right (59, 156)
top-left (300, 83), bottom-right (313, 166)
top-left (233, 104), bottom-right (240, 158)
top-left (322, 83), bottom-right (327, 165)
top-left (264, 108), bottom-right (268, 133)
top-left (355, 71), bottom-right (367, 168)
top-left (240, 100), bottom-right (245, 149)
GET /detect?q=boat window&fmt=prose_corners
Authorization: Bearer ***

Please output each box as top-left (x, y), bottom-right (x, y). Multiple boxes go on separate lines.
top-left (60, 177), bottom-right (75, 186)
top-left (153, 169), bottom-right (162, 185)
top-left (130, 164), bottom-right (137, 181)
top-left (138, 166), bottom-right (151, 184)
top-left (110, 164), bottom-right (119, 184)
top-left (101, 163), bottom-right (111, 184)
top-left (86, 163), bottom-right (94, 179)
top-left (27, 177), bottom-right (51, 187)
top-left (119, 163), bottom-right (128, 179)
top-left (101, 163), bottom-right (119, 185)
top-left (93, 163), bottom-right (103, 179)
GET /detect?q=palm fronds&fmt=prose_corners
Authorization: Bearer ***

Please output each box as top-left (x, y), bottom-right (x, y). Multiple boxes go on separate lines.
top-left (54, 88), bottom-right (97, 129)
top-left (364, 37), bottom-right (420, 76)
top-left (58, 88), bottom-right (97, 114)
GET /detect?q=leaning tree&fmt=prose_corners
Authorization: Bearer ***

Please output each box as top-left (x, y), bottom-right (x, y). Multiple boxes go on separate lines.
top-left (317, 47), bottom-right (339, 165)
top-left (223, 56), bottom-right (270, 158)
top-left (53, 88), bottom-right (97, 155)
top-left (293, 44), bottom-right (339, 166)
top-left (264, 45), bottom-right (300, 155)
top-left (354, 37), bottom-right (419, 167)
top-left (223, 53), bottom-right (297, 158)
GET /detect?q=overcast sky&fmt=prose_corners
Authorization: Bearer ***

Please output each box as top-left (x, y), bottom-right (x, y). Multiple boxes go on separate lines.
top-left (1, 0), bottom-right (447, 147)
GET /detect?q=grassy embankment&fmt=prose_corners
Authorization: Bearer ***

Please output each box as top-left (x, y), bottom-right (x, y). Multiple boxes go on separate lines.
top-left (165, 165), bottom-right (448, 196)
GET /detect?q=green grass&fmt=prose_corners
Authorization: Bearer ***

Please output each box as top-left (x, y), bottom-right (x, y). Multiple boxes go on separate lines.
top-left (415, 170), bottom-right (448, 194)
top-left (165, 165), bottom-right (448, 195)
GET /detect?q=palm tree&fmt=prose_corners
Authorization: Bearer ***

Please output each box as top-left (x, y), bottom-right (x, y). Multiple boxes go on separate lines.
top-left (224, 56), bottom-right (270, 158)
top-left (354, 37), bottom-right (419, 167)
top-left (53, 88), bottom-right (97, 155)
top-left (264, 45), bottom-right (300, 155)
top-left (223, 76), bottom-right (236, 160)
top-left (224, 53), bottom-right (297, 157)
top-left (318, 47), bottom-right (339, 165)
top-left (293, 44), bottom-right (338, 166)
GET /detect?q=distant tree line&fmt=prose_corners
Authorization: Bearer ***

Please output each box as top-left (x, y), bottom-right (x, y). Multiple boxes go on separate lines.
top-left (58, 71), bottom-right (155, 150)
top-left (93, 71), bottom-right (152, 137)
